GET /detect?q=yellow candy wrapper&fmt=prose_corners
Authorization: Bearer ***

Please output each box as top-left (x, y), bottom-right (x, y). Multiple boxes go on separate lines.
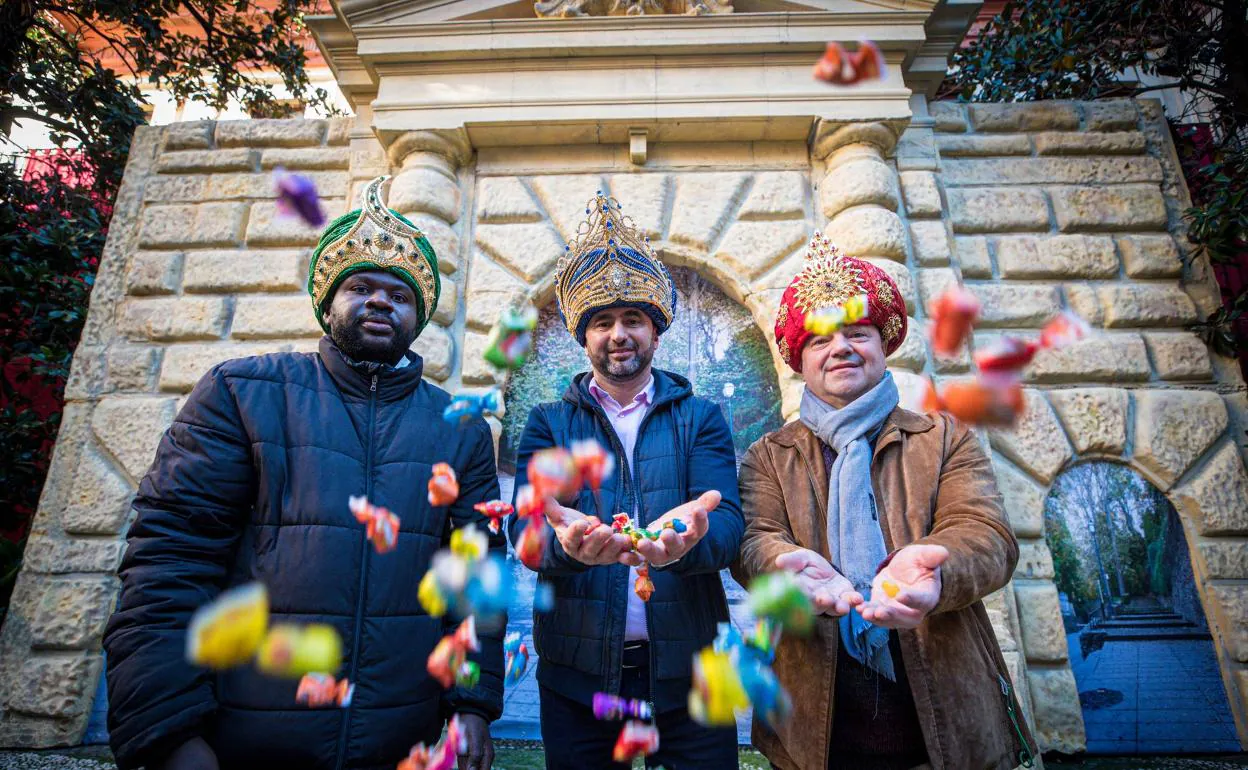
top-left (881, 579), bottom-right (900, 599)
top-left (688, 647), bottom-right (750, 727)
top-left (256, 623), bottom-right (343, 678)
top-left (450, 523), bottom-right (488, 562)
top-left (186, 582), bottom-right (269, 670)
top-left (418, 570), bottom-right (448, 617)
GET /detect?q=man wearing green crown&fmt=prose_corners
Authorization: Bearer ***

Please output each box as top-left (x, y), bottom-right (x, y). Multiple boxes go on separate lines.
top-left (104, 177), bottom-right (504, 770)
top-left (508, 192), bottom-right (744, 769)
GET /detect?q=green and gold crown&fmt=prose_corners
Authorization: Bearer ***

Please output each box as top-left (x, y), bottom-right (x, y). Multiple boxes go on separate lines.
top-left (308, 176), bottom-right (440, 333)
top-left (554, 191), bottom-right (677, 344)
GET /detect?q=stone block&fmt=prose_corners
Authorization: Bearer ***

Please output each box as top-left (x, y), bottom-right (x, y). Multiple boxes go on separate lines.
top-left (390, 167), bottom-right (463, 224)
top-left (204, 171), bottom-right (348, 201)
top-left (1016, 542), bottom-right (1055, 580)
top-left (107, 345), bottom-right (161, 392)
top-left (1063, 284), bottom-right (1103, 326)
top-left (668, 172), bottom-right (750, 251)
top-left (895, 126), bottom-right (939, 171)
top-left (464, 254), bottom-right (528, 331)
top-left (432, 278), bottom-right (458, 327)
top-left (864, 258), bottom-right (915, 314)
top-left (909, 221), bottom-right (952, 267)
top-left (1135, 390), bottom-right (1227, 489)
top-left (898, 171), bottom-right (942, 218)
top-left (969, 102), bottom-right (1080, 132)
top-left (6, 654), bottom-right (101, 718)
top-left (1025, 333), bottom-right (1151, 384)
top-left (327, 118), bottom-right (352, 146)
top-left (948, 188), bottom-right (1049, 234)
top-left (156, 149), bottom-right (256, 174)
top-left (232, 296), bottom-right (323, 339)
top-left (1173, 441), bottom-right (1248, 536)
top-left (91, 396), bottom-right (178, 480)
top-left (819, 157), bottom-right (898, 218)
top-left (183, 249), bottom-right (306, 293)
top-left (885, 318), bottom-right (925, 371)
top-left (476, 177), bottom-right (543, 223)
top-left (940, 157), bottom-right (1161, 186)
top-left (138, 203), bottom-right (247, 248)
top-left (529, 174), bottom-right (609, 241)
top-left (928, 102), bottom-right (968, 133)
top-left (1027, 667), bottom-right (1087, 754)
top-left (737, 171), bottom-right (806, 220)
top-left (1033, 131), bottom-right (1147, 155)
top-left (608, 173), bottom-right (671, 235)
top-left (215, 119), bottom-right (327, 148)
top-left (1050, 184), bottom-right (1167, 231)
top-left (954, 237), bottom-right (993, 278)
top-left (474, 222), bottom-right (564, 283)
top-left (144, 175), bottom-right (208, 203)
top-left (259, 147), bottom-right (351, 170)
top-left (1118, 234), bottom-right (1182, 278)
top-left (410, 323), bottom-right (453, 381)
top-left (61, 443), bottom-right (134, 535)
top-left (1015, 581), bottom-right (1068, 661)
top-left (995, 235), bottom-right (1118, 279)
top-left (159, 343), bottom-right (286, 393)
top-left (164, 121), bottom-right (214, 151)
top-left (715, 220), bottom-right (808, 281)
top-left (408, 214), bottom-right (461, 274)
top-left (991, 453), bottom-right (1045, 537)
top-left (989, 390), bottom-right (1072, 484)
top-left (918, 268), bottom-right (958, 311)
top-left (1047, 388), bottom-right (1130, 456)
top-left (1097, 284), bottom-right (1198, 328)
top-left (30, 577), bottom-right (118, 649)
top-left (1145, 332), bottom-right (1213, 380)
top-left (823, 207), bottom-right (906, 261)
top-left (117, 297), bottom-right (231, 342)
top-left (21, 536), bottom-right (126, 574)
top-left (126, 251), bottom-right (184, 295)
top-left (968, 284), bottom-right (1062, 328)
top-left (936, 134), bottom-right (1032, 157)
top-left (460, 332), bottom-right (497, 385)
top-left (1083, 100), bottom-right (1140, 131)
top-left (1209, 585), bottom-right (1248, 662)
top-left (1199, 540), bottom-right (1248, 580)
top-left (246, 199), bottom-right (346, 247)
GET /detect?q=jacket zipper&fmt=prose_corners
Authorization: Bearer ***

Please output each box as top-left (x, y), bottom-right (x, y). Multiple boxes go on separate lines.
top-left (335, 373), bottom-right (378, 770)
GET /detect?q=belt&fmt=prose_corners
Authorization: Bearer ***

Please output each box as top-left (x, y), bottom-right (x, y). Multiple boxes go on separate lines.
top-left (622, 641), bottom-right (650, 670)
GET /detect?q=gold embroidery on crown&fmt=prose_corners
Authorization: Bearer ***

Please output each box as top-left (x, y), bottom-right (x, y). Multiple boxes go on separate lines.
top-left (792, 232), bottom-right (866, 314)
top-left (882, 314), bottom-right (903, 344)
top-left (876, 281), bottom-right (894, 309)
top-left (312, 176), bottom-right (437, 316)
top-left (778, 336), bottom-right (791, 363)
top-left (554, 192), bottom-right (674, 335)
top-left (776, 303), bottom-right (789, 329)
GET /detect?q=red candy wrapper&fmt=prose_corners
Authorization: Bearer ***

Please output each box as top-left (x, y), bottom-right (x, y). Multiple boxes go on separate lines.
top-left (295, 673), bottom-right (353, 708)
top-left (1039, 310), bottom-right (1091, 349)
top-left (928, 286), bottom-right (981, 357)
top-left (922, 378), bottom-right (1025, 427)
top-left (428, 463), bottom-right (459, 507)
top-left (612, 720), bottom-right (660, 762)
top-left (634, 564), bottom-right (655, 603)
top-left (973, 336), bottom-right (1040, 375)
top-left (426, 617), bottom-right (480, 689)
top-left (517, 518), bottom-right (545, 570)
top-left (348, 496), bottom-right (400, 554)
top-left (473, 500), bottom-right (514, 535)
top-left (527, 447), bottom-right (579, 501)
top-left (812, 40), bottom-right (885, 85)
top-left (398, 714), bottom-right (465, 770)
top-left (514, 484), bottom-right (544, 521)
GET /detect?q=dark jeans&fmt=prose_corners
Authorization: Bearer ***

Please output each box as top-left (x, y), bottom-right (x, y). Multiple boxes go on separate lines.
top-left (539, 653), bottom-right (738, 770)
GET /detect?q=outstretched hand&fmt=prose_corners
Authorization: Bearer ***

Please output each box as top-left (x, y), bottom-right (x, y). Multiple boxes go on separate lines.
top-left (544, 499), bottom-right (635, 566)
top-left (859, 544), bottom-right (948, 630)
top-left (456, 713), bottom-right (493, 770)
top-left (775, 548), bottom-right (863, 617)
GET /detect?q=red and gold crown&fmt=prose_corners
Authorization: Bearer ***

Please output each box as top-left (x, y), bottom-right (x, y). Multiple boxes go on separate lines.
top-left (774, 232), bottom-right (907, 372)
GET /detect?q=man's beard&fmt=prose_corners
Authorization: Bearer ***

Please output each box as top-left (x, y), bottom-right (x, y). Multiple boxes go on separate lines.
top-left (331, 314), bottom-right (415, 365)
top-left (590, 340), bottom-right (655, 381)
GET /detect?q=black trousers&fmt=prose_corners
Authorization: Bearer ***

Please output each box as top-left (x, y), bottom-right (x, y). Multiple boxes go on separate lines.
top-left (539, 655), bottom-right (739, 770)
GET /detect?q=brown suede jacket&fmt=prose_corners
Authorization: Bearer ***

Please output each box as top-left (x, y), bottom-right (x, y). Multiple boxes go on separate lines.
top-left (731, 408), bottom-right (1036, 770)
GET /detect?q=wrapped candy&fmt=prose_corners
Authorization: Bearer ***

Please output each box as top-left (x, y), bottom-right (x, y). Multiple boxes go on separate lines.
top-left (534, 582), bottom-right (555, 612)
top-left (612, 721), bottom-right (660, 763)
top-left (186, 582), bottom-right (269, 670)
top-left (483, 306), bottom-right (539, 370)
top-left (813, 40), bottom-right (885, 85)
top-left (571, 438), bottom-right (614, 517)
top-left (349, 496), bottom-right (400, 554)
top-left (516, 518), bottom-right (546, 570)
top-left (527, 447), bottom-right (580, 501)
top-left (427, 617), bottom-right (481, 689)
top-left (634, 564), bottom-right (655, 603)
top-left (922, 377), bottom-right (1024, 427)
top-left (296, 673), bottom-right (354, 708)
top-left (398, 714), bottom-right (465, 770)
top-left (747, 571), bottom-right (814, 636)
top-left (928, 286), bottom-right (981, 357)
top-left (1040, 309), bottom-right (1091, 349)
top-left (504, 632), bottom-right (529, 686)
top-left (428, 463), bottom-right (459, 507)
top-left (256, 623), bottom-right (343, 678)
top-left (514, 484), bottom-right (544, 521)
top-left (738, 655), bottom-right (792, 727)
top-left (418, 570), bottom-right (448, 618)
top-left (450, 523), bottom-right (488, 562)
top-left (593, 692), bottom-right (653, 721)
top-left (975, 312), bottom-right (1091, 376)
top-left (463, 555), bottom-right (513, 620)
top-left (473, 500), bottom-right (514, 534)
top-left (273, 167), bottom-right (326, 229)
top-left (803, 293), bottom-right (870, 337)
top-left (442, 389), bottom-right (502, 425)
top-left (881, 579), bottom-right (900, 599)
top-left (697, 622), bottom-right (791, 728)
top-left (688, 646), bottom-right (751, 726)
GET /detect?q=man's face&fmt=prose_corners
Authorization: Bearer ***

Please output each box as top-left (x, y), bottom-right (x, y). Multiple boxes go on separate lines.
top-left (584, 307), bottom-right (659, 382)
top-left (324, 270), bottom-right (421, 365)
top-left (800, 323), bottom-right (887, 408)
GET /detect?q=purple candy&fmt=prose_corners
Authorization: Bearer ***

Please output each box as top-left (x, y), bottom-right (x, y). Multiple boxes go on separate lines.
top-left (273, 167), bottom-right (326, 228)
top-left (592, 692), bottom-right (652, 721)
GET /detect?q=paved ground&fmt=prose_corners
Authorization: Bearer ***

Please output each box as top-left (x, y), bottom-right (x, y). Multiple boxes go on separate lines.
top-left (1068, 632), bottom-right (1240, 754)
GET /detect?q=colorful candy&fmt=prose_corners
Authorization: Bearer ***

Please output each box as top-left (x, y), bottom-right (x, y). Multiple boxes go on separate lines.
top-left (398, 714), bottom-right (465, 770)
top-left (973, 336), bottom-right (1040, 375)
top-left (349, 495), bottom-right (400, 554)
top-left (186, 582), bottom-right (269, 670)
top-left (881, 579), bottom-right (900, 599)
top-left (428, 463), bottom-right (459, 507)
top-left (483, 306), bottom-right (539, 370)
top-left (514, 484), bottom-right (544, 521)
top-left (296, 673), bottom-right (353, 708)
top-left (813, 40), bottom-right (885, 85)
top-left (747, 571), bottom-right (814, 636)
top-left (928, 286), bottom-right (981, 357)
top-left (612, 721), bottom-right (660, 762)
top-left (527, 447), bottom-right (579, 501)
top-left (694, 622), bottom-right (791, 728)
top-left (442, 389), bottom-right (502, 425)
top-left (256, 623), bottom-right (343, 678)
top-left (450, 523), bottom-right (488, 562)
top-left (593, 692), bottom-right (653, 721)
top-left (463, 554), bottom-right (513, 620)
top-left (418, 570), bottom-right (449, 618)
top-left (1039, 309), bottom-right (1091, 349)
top-left (922, 377), bottom-right (1025, 427)
top-left (688, 646), bottom-right (751, 726)
top-left (803, 293), bottom-right (870, 337)
top-left (504, 632), bottom-right (530, 686)
top-left (473, 500), bottom-right (514, 534)
top-left (516, 518), bottom-right (545, 570)
top-left (427, 617), bottom-right (480, 689)
top-left (273, 167), bottom-right (326, 229)
top-left (534, 582), bottom-right (555, 612)
top-left (634, 564), bottom-right (655, 603)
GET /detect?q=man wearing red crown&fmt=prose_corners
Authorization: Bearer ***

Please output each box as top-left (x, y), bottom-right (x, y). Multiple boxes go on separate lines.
top-left (731, 234), bottom-right (1035, 770)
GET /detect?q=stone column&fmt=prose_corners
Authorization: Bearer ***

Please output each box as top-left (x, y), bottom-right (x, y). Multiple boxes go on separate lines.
top-left (385, 129), bottom-right (472, 385)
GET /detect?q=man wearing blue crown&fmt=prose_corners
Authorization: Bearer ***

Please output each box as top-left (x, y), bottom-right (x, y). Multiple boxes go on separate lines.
top-left (508, 192), bottom-right (744, 769)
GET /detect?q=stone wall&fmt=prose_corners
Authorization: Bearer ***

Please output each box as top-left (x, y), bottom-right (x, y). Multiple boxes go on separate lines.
top-left (1, 100), bottom-right (1246, 754)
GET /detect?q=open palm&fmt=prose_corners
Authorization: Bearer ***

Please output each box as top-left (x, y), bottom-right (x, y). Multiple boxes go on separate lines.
top-left (774, 548), bottom-right (863, 617)
top-left (859, 544), bottom-right (948, 629)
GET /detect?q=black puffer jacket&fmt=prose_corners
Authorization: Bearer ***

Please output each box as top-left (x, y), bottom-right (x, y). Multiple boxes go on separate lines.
top-left (104, 337), bottom-right (504, 770)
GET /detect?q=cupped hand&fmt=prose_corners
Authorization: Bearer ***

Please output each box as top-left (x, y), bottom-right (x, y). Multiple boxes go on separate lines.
top-left (544, 498), bottom-right (635, 566)
top-left (774, 548), bottom-right (863, 617)
top-left (631, 490), bottom-right (719, 568)
top-left (858, 543), bottom-right (948, 630)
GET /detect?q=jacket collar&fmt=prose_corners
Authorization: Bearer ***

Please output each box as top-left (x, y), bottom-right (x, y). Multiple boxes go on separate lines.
top-left (563, 367), bottom-right (691, 412)
top-left (317, 335), bottom-right (425, 402)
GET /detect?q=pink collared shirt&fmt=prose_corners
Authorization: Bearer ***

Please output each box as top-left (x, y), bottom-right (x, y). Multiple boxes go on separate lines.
top-left (588, 374), bottom-right (655, 641)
